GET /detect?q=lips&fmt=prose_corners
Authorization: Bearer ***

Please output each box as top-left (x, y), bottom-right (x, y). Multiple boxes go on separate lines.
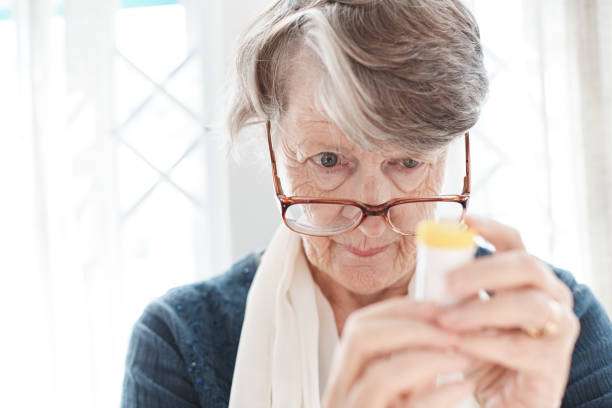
top-left (343, 244), bottom-right (389, 257)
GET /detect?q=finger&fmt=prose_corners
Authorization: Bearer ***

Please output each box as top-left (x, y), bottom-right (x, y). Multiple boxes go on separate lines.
top-left (445, 250), bottom-right (573, 306)
top-left (347, 350), bottom-right (471, 407)
top-left (463, 360), bottom-right (492, 382)
top-left (407, 380), bottom-right (476, 408)
top-left (467, 363), bottom-right (506, 399)
top-left (452, 310), bottom-right (580, 374)
top-left (354, 297), bottom-right (445, 321)
top-left (436, 288), bottom-right (568, 333)
top-left (330, 316), bottom-right (459, 396)
top-left (328, 298), bottom-right (452, 394)
top-left (463, 214), bottom-right (525, 252)
top-left (454, 330), bottom-right (538, 372)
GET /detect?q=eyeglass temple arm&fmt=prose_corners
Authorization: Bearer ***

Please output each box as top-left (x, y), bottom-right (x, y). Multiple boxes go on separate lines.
top-left (266, 121), bottom-right (285, 197)
top-left (463, 131), bottom-right (471, 195)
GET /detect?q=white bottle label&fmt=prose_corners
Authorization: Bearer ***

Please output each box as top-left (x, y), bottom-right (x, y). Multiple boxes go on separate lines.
top-left (412, 244), bottom-right (475, 304)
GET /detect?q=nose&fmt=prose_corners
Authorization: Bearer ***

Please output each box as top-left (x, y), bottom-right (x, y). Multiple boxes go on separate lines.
top-left (359, 172), bottom-right (393, 204)
top-left (349, 165), bottom-right (396, 237)
top-left (357, 214), bottom-right (387, 238)
top-left (355, 173), bottom-right (393, 237)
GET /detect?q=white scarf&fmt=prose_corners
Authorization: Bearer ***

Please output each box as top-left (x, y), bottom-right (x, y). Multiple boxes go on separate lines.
top-left (228, 223), bottom-right (479, 407)
top-left (229, 224), bottom-right (339, 408)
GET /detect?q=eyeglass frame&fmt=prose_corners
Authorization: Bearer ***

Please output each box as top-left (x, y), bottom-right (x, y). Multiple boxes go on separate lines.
top-left (265, 120), bottom-right (471, 236)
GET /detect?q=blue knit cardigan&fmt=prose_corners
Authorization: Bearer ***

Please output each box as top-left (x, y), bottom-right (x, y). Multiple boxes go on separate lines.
top-left (121, 247), bottom-right (612, 407)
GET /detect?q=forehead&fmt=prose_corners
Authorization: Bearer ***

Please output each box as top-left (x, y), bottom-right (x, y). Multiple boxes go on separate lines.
top-left (281, 111), bottom-right (443, 162)
top-left (279, 50), bottom-right (445, 162)
top-left (280, 64), bottom-right (357, 150)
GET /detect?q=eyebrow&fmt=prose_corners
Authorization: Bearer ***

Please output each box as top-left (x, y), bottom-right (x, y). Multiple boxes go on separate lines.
top-left (379, 148), bottom-right (439, 163)
top-left (296, 138), bottom-right (356, 155)
top-left (294, 119), bottom-right (441, 162)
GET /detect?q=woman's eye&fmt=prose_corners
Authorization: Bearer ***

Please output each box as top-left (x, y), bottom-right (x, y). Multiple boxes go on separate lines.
top-left (401, 158), bottom-right (421, 169)
top-left (316, 152), bottom-right (339, 168)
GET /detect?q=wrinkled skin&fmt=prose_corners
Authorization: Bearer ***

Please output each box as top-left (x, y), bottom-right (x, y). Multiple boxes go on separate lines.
top-left (274, 51), bottom-right (579, 407)
top-left (275, 58), bottom-right (448, 329)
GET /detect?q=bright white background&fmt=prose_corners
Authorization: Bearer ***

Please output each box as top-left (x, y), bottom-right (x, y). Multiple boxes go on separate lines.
top-left (0, 0), bottom-right (610, 407)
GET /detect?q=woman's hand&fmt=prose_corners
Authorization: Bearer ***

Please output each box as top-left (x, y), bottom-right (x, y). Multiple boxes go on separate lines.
top-left (435, 215), bottom-right (581, 407)
top-left (322, 299), bottom-right (477, 408)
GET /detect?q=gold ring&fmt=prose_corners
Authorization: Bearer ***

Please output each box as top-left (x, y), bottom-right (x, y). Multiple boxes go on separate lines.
top-left (524, 320), bottom-right (560, 338)
top-left (524, 299), bottom-right (563, 338)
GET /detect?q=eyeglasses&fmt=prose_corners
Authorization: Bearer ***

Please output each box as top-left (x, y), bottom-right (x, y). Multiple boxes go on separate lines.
top-left (265, 120), bottom-right (471, 237)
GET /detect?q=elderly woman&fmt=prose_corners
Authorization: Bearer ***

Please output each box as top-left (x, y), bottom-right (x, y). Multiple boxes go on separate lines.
top-left (121, 1), bottom-right (612, 407)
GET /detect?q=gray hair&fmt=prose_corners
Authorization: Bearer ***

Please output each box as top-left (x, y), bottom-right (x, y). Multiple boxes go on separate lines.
top-left (227, 0), bottom-right (489, 155)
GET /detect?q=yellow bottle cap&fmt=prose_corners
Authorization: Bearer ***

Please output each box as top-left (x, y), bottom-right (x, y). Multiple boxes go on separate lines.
top-left (416, 220), bottom-right (476, 249)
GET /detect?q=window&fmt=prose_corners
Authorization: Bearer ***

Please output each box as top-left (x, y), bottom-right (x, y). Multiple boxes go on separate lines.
top-left (1, 1), bottom-right (230, 406)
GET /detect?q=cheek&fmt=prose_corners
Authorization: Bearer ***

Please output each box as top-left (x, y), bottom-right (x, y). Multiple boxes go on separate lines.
top-left (397, 235), bottom-right (417, 259)
top-left (281, 158), bottom-right (321, 197)
top-left (386, 236), bottom-right (418, 276)
top-left (301, 236), bottom-right (334, 267)
top-left (286, 168), bottom-right (318, 196)
top-left (410, 167), bottom-right (444, 196)
top-left (284, 163), bottom-right (347, 197)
